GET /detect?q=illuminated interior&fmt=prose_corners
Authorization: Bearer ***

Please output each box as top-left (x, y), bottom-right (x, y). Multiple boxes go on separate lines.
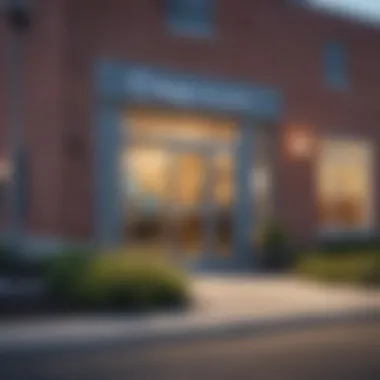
top-left (120, 108), bottom-right (237, 260)
top-left (317, 140), bottom-right (373, 230)
top-left (125, 108), bottom-right (236, 143)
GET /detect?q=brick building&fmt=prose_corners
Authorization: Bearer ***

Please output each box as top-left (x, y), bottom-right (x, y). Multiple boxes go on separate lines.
top-left (1, 0), bottom-right (380, 269)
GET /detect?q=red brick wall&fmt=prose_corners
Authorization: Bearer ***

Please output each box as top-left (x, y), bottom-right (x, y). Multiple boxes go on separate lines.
top-left (1, 0), bottom-right (67, 236)
top-left (0, 12), bottom-right (7, 153)
top-left (0, 12), bottom-right (9, 228)
top-left (63, 0), bottom-right (380, 245)
top-left (26, 0), bottom-right (68, 237)
top-left (4, 0), bottom-right (380, 245)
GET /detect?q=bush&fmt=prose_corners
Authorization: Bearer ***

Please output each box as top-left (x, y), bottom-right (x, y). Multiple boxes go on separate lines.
top-left (44, 250), bottom-right (93, 308)
top-left (254, 222), bottom-right (295, 271)
top-left (45, 251), bottom-right (190, 312)
top-left (294, 251), bottom-right (380, 287)
top-left (361, 254), bottom-right (380, 286)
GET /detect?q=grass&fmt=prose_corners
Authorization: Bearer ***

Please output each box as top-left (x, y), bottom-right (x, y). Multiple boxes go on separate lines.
top-left (294, 250), bottom-right (380, 287)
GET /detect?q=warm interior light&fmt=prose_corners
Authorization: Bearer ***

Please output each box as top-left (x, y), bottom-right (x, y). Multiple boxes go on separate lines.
top-left (285, 128), bottom-right (315, 159)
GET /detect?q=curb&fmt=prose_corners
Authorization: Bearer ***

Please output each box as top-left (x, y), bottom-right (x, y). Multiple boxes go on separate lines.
top-left (0, 308), bottom-right (379, 357)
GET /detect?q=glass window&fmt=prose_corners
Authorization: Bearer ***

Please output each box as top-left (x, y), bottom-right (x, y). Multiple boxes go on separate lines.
top-left (120, 143), bottom-right (171, 255)
top-left (165, 0), bottom-right (214, 37)
top-left (126, 108), bottom-right (236, 145)
top-left (323, 41), bottom-right (349, 89)
top-left (317, 139), bottom-right (373, 232)
top-left (121, 108), bottom-right (237, 259)
top-left (213, 151), bottom-right (235, 257)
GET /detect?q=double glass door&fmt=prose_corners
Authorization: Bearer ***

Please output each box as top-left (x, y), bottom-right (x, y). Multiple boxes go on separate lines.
top-left (121, 142), bottom-right (234, 263)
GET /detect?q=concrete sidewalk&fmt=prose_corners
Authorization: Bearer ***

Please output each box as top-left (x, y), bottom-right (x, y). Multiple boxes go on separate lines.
top-left (0, 276), bottom-right (379, 355)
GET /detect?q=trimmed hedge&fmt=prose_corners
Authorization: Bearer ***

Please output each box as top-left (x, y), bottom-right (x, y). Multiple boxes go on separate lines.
top-left (45, 251), bottom-right (190, 312)
top-left (294, 251), bottom-right (380, 287)
top-left (44, 250), bottom-right (93, 307)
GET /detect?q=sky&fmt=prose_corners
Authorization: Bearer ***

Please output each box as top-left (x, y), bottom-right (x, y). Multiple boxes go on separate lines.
top-left (312, 0), bottom-right (380, 22)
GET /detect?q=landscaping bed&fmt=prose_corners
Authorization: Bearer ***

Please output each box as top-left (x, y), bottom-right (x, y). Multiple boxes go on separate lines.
top-left (254, 225), bottom-right (380, 287)
top-left (294, 250), bottom-right (380, 287)
top-left (0, 247), bottom-right (190, 317)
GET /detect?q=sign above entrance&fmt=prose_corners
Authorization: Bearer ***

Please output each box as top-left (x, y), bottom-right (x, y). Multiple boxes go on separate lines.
top-left (96, 60), bottom-right (281, 121)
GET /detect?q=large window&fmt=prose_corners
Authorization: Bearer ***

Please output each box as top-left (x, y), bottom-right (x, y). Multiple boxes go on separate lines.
top-left (317, 139), bottom-right (373, 233)
top-left (120, 108), bottom-right (236, 259)
top-left (165, 0), bottom-right (214, 37)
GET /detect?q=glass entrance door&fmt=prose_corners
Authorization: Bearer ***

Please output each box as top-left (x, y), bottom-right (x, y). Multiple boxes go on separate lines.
top-left (170, 151), bottom-right (207, 262)
top-left (212, 150), bottom-right (235, 257)
top-left (122, 144), bottom-right (209, 262)
top-left (121, 108), bottom-right (237, 264)
top-left (122, 144), bottom-right (235, 262)
top-left (121, 143), bottom-right (172, 257)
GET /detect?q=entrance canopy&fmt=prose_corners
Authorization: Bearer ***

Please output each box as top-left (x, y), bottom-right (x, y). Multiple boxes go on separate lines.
top-left (95, 60), bottom-right (282, 122)
top-left (94, 59), bottom-right (281, 264)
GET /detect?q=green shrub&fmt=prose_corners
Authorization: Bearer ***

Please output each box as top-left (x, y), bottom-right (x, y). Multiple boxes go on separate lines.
top-left (45, 251), bottom-right (190, 312)
top-left (255, 222), bottom-right (295, 271)
top-left (295, 251), bottom-right (380, 286)
top-left (361, 254), bottom-right (380, 287)
top-left (44, 250), bottom-right (93, 307)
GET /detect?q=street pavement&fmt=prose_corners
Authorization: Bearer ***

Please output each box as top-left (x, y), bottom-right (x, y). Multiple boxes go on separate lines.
top-left (1, 321), bottom-right (379, 380)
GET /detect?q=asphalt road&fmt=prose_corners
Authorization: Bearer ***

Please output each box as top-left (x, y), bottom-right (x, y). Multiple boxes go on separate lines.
top-left (1, 321), bottom-right (380, 380)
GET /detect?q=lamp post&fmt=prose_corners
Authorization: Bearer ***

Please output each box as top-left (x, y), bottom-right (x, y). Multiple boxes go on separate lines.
top-left (5, 0), bottom-right (31, 248)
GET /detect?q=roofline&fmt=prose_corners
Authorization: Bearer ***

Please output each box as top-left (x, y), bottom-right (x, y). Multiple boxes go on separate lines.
top-left (291, 0), bottom-right (380, 31)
